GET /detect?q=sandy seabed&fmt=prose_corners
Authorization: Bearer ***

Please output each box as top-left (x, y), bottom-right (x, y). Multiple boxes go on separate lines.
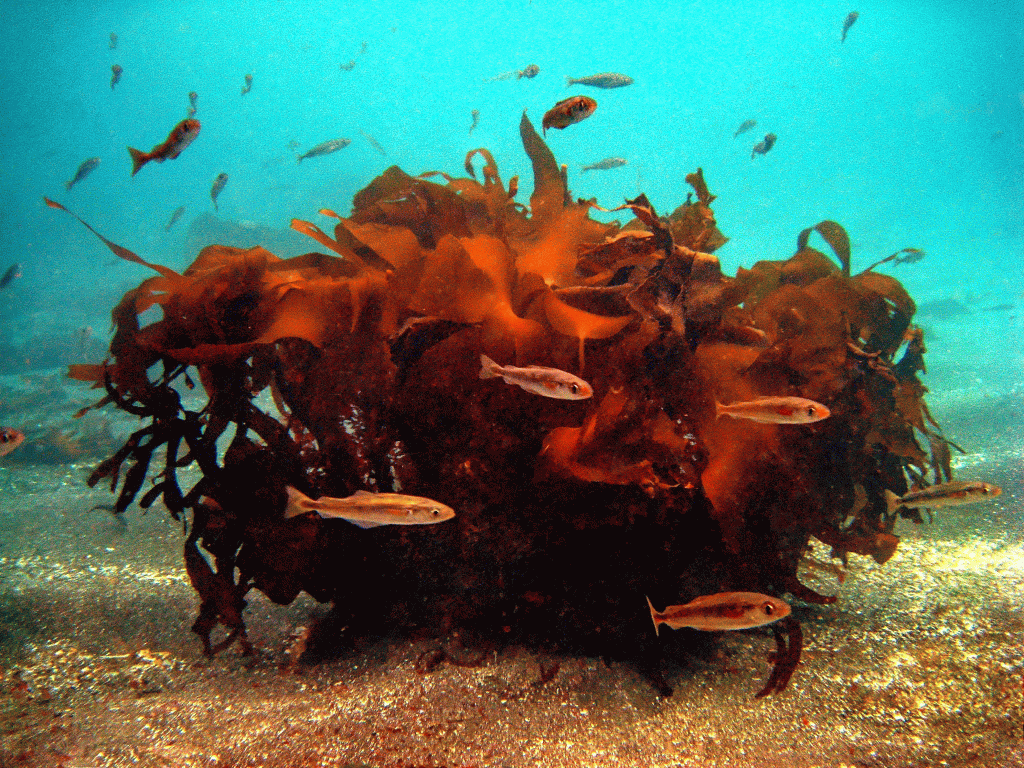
top-left (0, 372), bottom-right (1021, 768)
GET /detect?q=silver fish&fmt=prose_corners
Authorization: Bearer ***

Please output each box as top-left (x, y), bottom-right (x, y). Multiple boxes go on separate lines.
top-left (284, 486), bottom-right (455, 529)
top-left (581, 157), bottom-right (627, 173)
top-left (165, 205), bottom-right (185, 232)
top-left (210, 173), bottom-right (228, 210)
top-left (751, 133), bottom-right (777, 159)
top-left (241, 74), bottom-right (253, 95)
top-left (885, 481), bottom-right (1002, 515)
top-left (479, 354), bottom-right (593, 400)
top-left (841, 11), bottom-right (859, 43)
top-left (359, 130), bottom-right (387, 156)
top-left (65, 157), bottom-right (100, 191)
top-left (565, 72), bottom-right (634, 89)
top-left (646, 592), bottom-right (791, 635)
top-left (733, 119), bottom-right (757, 138)
top-left (715, 396), bottom-right (830, 424)
top-left (296, 138), bottom-right (351, 164)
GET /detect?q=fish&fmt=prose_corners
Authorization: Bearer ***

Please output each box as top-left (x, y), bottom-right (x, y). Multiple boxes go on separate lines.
top-left (469, 109), bottom-right (480, 134)
top-left (751, 133), bottom-right (777, 159)
top-left (646, 592), bottom-right (791, 635)
top-left (885, 481), bottom-right (1002, 516)
top-left (359, 130), bottom-right (387, 156)
top-left (581, 157), bottom-right (627, 173)
top-left (340, 60), bottom-right (356, 71)
top-left (210, 173), bottom-right (229, 210)
top-left (0, 427), bottom-right (25, 457)
top-left (566, 72), bottom-right (634, 89)
top-left (479, 354), bottom-right (593, 400)
top-left (517, 64), bottom-right (540, 79)
top-left (186, 91), bottom-right (198, 117)
top-left (715, 396), bottom-right (830, 424)
top-left (0, 263), bottom-right (22, 289)
top-left (841, 11), bottom-right (859, 43)
top-left (128, 119), bottom-right (201, 176)
top-left (110, 64), bottom-right (123, 90)
top-left (241, 74), bottom-right (253, 95)
top-left (283, 485), bottom-right (455, 529)
top-left (296, 138), bottom-right (351, 164)
top-left (542, 95), bottom-right (598, 135)
top-left (109, 32), bottom-right (118, 49)
top-left (65, 157), bottom-right (100, 191)
top-left (733, 119), bottom-right (757, 138)
top-left (893, 248), bottom-right (924, 265)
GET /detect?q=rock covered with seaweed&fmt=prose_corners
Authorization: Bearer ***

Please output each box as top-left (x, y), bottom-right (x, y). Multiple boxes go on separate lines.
top-left (59, 113), bottom-right (946, 696)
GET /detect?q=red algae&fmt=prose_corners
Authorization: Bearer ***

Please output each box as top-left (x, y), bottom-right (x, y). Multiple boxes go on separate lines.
top-left (55, 113), bottom-right (943, 698)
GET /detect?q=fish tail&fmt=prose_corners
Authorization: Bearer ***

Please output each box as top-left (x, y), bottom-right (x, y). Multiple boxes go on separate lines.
top-left (479, 354), bottom-right (500, 379)
top-left (714, 400), bottom-right (726, 419)
top-left (646, 595), bottom-right (661, 636)
top-left (565, 76), bottom-right (574, 87)
top-left (128, 147), bottom-right (147, 176)
top-left (884, 490), bottom-right (901, 516)
top-left (284, 485), bottom-right (313, 519)
top-left (64, 180), bottom-right (73, 191)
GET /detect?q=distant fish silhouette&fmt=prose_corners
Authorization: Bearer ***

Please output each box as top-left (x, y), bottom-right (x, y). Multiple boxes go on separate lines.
top-left (841, 11), bottom-right (859, 43)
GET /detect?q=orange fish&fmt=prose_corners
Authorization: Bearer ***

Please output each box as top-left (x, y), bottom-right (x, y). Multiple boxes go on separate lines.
top-left (542, 95), bottom-right (597, 135)
top-left (646, 592), bottom-right (791, 635)
top-left (128, 119), bottom-right (201, 176)
top-left (0, 427), bottom-right (25, 457)
top-left (715, 396), bottom-right (830, 424)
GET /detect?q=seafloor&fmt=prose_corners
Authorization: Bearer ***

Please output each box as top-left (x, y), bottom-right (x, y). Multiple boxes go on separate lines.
top-left (1, 354), bottom-right (1022, 767)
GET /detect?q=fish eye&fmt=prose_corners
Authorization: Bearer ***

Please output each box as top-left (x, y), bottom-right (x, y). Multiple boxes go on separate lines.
top-left (431, 508), bottom-right (440, 517)
top-left (807, 406), bottom-right (816, 417)
top-left (762, 602), bottom-right (775, 615)
top-left (570, 384), bottom-right (579, 395)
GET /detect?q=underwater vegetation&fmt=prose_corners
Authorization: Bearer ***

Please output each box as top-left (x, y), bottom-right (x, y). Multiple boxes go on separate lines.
top-left (56, 113), bottom-right (948, 697)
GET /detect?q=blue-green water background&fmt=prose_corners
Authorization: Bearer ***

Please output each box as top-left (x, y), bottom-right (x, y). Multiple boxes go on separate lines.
top-left (0, 0), bottom-right (1021, 377)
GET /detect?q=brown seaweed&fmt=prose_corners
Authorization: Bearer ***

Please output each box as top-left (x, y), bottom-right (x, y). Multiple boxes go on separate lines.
top-left (56, 114), bottom-right (944, 699)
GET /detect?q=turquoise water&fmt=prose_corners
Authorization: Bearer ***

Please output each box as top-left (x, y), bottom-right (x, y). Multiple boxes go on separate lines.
top-left (0, 1), bottom-right (1022, 765)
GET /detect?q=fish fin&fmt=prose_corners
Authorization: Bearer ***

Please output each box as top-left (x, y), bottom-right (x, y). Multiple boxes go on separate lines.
top-left (645, 595), bottom-right (660, 636)
top-left (128, 147), bottom-right (147, 176)
top-left (479, 354), bottom-right (499, 379)
top-left (65, 180), bottom-right (73, 192)
top-left (884, 490), bottom-right (901, 516)
top-left (565, 76), bottom-right (573, 87)
top-left (283, 485), bottom-right (313, 519)
top-left (349, 519), bottom-right (383, 529)
top-left (714, 400), bottom-right (726, 419)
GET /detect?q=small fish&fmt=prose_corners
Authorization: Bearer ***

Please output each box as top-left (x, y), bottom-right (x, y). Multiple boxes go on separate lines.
top-left (359, 130), bottom-right (387, 156)
top-left (733, 119), bottom-right (757, 138)
top-left (165, 205), bottom-right (185, 231)
top-left (0, 427), bottom-right (25, 457)
top-left (542, 95), bottom-right (598, 135)
top-left (0, 263), bottom-right (22, 289)
top-left (893, 248), bottom-right (925, 265)
top-left (646, 592), bottom-right (791, 635)
top-left (751, 133), bottom-right (777, 159)
top-left (241, 74), bottom-right (253, 95)
top-left (566, 72), bottom-right (634, 89)
top-left (128, 118), bottom-right (201, 176)
top-left (109, 32), bottom-right (118, 49)
top-left (296, 138), bottom-right (351, 164)
top-left (340, 60), bottom-right (357, 71)
top-left (841, 11), bottom-right (859, 43)
top-left (885, 481), bottom-right (1002, 515)
top-left (283, 486), bottom-right (455, 529)
top-left (110, 64), bottom-right (123, 90)
top-left (65, 157), bottom-right (100, 191)
top-left (187, 91), bottom-right (198, 117)
top-left (479, 354), bottom-right (593, 400)
top-left (210, 173), bottom-right (229, 210)
top-left (469, 109), bottom-right (480, 134)
top-left (715, 396), bottom-right (830, 424)
top-left (517, 64), bottom-right (540, 79)
top-left (581, 157), bottom-right (627, 173)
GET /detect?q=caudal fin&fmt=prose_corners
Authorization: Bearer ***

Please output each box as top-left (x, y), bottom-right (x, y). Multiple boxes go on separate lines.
top-left (283, 485), bottom-right (314, 519)
top-left (128, 147), bottom-right (148, 176)
top-left (884, 490), bottom-right (902, 516)
top-left (645, 595), bottom-right (661, 637)
top-left (479, 353), bottom-right (500, 380)
top-left (565, 76), bottom-right (574, 87)
top-left (714, 400), bottom-right (726, 419)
